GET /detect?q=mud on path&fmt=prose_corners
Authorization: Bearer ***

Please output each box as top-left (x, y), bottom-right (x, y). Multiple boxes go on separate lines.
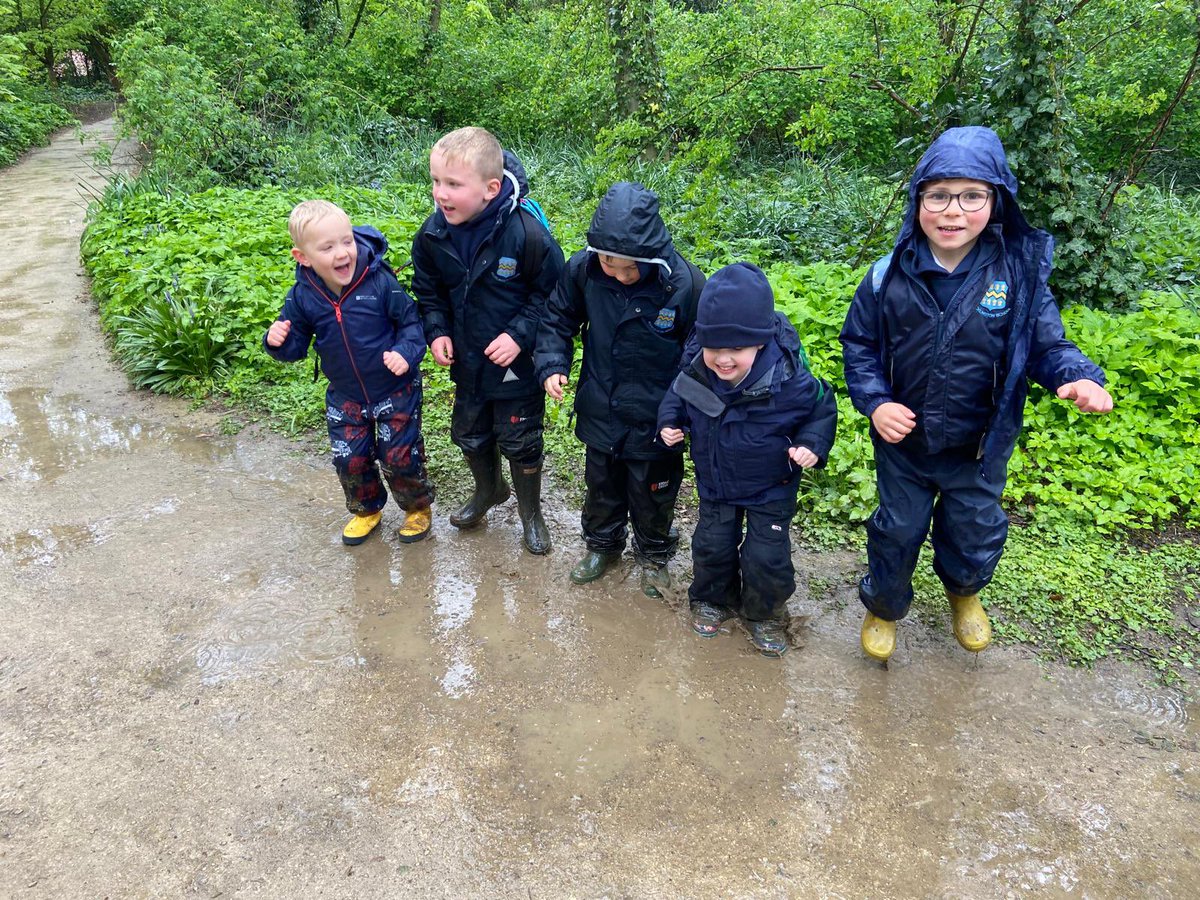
top-left (1, 121), bottom-right (1197, 899)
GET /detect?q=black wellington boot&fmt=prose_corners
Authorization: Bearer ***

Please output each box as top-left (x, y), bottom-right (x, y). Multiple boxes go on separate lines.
top-left (450, 448), bottom-right (510, 528)
top-left (509, 459), bottom-right (551, 555)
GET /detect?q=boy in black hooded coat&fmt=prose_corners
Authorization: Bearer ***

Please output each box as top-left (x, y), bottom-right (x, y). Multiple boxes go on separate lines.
top-left (535, 182), bottom-right (703, 596)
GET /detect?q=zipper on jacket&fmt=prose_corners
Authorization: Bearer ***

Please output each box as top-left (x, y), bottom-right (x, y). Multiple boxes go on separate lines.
top-left (306, 268), bottom-right (373, 405)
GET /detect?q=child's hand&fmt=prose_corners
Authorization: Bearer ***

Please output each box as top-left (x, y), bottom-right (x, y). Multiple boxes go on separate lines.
top-left (871, 402), bottom-right (917, 443)
top-left (1057, 379), bottom-right (1113, 414)
top-left (266, 319), bottom-right (291, 348)
top-left (789, 445), bottom-right (818, 468)
top-left (485, 333), bottom-right (521, 367)
top-left (544, 374), bottom-right (568, 401)
top-left (660, 427), bottom-right (685, 447)
top-left (431, 336), bottom-right (455, 366)
top-left (383, 351), bottom-right (409, 377)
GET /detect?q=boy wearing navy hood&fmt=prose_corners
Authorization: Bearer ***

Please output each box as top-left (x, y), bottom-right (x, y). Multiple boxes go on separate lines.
top-left (659, 263), bottom-right (837, 656)
top-left (265, 200), bottom-right (434, 545)
top-left (412, 127), bottom-right (565, 555)
top-left (841, 126), bottom-right (1113, 663)
top-left (535, 182), bottom-right (704, 597)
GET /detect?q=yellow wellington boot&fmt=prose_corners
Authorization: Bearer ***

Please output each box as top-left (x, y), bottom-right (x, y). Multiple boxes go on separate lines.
top-left (342, 511), bottom-right (383, 546)
top-left (947, 591), bottom-right (992, 652)
top-left (397, 507), bottom-right (432, 544)
top-left (861, 612), bottom-right (897, 662)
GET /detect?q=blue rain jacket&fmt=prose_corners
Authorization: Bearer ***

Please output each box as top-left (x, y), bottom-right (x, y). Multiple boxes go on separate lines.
top-left (658, 313), bottom-right (838, 505)
top-left (264, 226), bottom-right (426, 406)
top-left (840, 126), bottom-right (1105, 477)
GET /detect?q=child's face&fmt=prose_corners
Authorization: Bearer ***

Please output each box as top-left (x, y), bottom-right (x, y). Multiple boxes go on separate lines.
top-left (917, 177), bottom-right (994, 262)
top-left (430, 150), bottom-right (501, 225)
top-left (291, 211), bottom-right (357, 294)
top-left (598, 254), bottom-right (641, 285)
top-left (702, 346), bottom-right (761, 383)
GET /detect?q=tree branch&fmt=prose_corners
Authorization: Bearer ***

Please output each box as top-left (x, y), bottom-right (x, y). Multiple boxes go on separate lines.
top-left (1103, 24), bottom-right (1200, 219)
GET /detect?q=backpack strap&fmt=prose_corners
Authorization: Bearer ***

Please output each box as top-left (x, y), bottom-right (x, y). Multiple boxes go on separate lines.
top-left (685, 260), bottom-right (705, 305)
top-left (871, 251), bottom-right (893, 298)
top-left (518, 206), bottom-right (547, 285)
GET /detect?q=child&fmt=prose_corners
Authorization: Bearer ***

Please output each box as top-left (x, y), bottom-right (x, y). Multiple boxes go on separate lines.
top-left (840, 126), bottom-right (1114, 662)
top-left (411, 127), bottom-right (565, 554)
top-left (265, 200), bottom-right (434, 545)
top-left (658, 263), bottom-right (837, 656)
top-left (535, 182), bottom-right (704, 597)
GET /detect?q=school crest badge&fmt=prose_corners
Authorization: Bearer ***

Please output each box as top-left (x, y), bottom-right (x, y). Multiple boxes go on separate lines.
top-left (495, 256), bottom-right (518, 280)
top-left (978, 280), bottom-right (1010, 318)
top-left (653, 308), bottom-right (676, 332)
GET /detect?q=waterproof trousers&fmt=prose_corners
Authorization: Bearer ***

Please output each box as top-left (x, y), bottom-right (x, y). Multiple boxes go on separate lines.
top-left (860, 436), bottom-right (1009, 621)
top-left (451, 391), bottom-right (544, 466)
top-left (689, 493), bottom-right (797, 622)
top-left (327, 383), bottom-right (434, 516)
top-left (581, 447), bottom-right (683, 565)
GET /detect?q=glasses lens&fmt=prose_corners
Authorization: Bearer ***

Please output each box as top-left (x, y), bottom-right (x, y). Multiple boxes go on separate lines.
top-left (960, 190), bottom-right (991, 211)
top-left (921, 191), bottom-right (951, 212)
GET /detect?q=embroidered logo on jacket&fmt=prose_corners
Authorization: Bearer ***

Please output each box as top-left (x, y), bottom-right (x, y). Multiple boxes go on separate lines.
top-left (653, 308), bottom-right (676, 332)
top-left (495, 256), bottom-right (518, 280)
top-left (978, 280), bottom-right (1010, 318)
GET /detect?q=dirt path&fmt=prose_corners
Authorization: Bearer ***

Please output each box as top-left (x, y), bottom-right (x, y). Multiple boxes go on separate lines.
top-left (1, 121), bottom-right (1197, 899)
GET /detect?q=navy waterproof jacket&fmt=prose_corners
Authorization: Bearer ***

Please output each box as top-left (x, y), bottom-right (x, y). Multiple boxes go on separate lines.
top-left (264, 226), bottom-right (425, 406)
top-left (840, 126), bottom-right (1105, 476)
top-left (411, 151), bottom-right (565, 401)
top-left (658, 313), bottom-right (838, 505)
top-left (534, 182), bottom-right (703, 458)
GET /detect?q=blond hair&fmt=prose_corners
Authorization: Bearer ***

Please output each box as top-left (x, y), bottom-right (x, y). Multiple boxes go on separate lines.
top-left (431, 127), bottom-right (504, 182)
top-left (288, 199), bottom-right (348, 246)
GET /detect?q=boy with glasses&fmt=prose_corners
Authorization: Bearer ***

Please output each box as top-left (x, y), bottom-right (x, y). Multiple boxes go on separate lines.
top-left (840, 126), bottom-right (1113, 662)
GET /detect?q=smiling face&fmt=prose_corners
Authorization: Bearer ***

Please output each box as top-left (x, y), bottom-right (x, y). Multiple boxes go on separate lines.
top-left (917, 177), bottom-right (994, 270)
top-left (702, 345), bottom-right (761, 384)
top-left (598, 253), bottom-right (642, 285)
top-left (291, 210), bottom-right (357, 295)
top-left (430, 149), bottom-right (501, 226)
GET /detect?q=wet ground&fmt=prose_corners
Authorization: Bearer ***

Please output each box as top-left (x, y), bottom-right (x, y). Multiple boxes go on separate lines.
top-left (1, 121), bottom-right (1197, 899)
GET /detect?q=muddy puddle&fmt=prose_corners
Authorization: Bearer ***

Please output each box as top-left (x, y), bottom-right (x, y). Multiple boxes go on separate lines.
top-left (1, 120), bottom-right (1197, 899)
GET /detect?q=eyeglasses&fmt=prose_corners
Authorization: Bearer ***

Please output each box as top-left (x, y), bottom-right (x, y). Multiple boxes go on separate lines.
top-left (919, 188), bottom-right (993, 213)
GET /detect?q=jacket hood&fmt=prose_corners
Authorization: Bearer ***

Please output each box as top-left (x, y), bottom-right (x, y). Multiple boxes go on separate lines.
top-left (293, 224), bottom-right (389, 286)
top-left (897, 126), bottom-right (1034, 249)
top-left (586, 181), bottom-right (676, 275)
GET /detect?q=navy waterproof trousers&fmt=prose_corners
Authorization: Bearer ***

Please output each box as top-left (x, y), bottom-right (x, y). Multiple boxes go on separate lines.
top-left (860, 436), bottom-right (1009, 621)
top-left (581, 447), bottom-right (683, 565)
top-left (689, 493), bottom-right (798, 622)
top-left (451, 392), bottom-right (545, 466)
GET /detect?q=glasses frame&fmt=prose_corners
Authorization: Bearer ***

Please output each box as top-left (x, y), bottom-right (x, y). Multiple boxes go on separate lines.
top-left (918, 188), bottom-right (994, 213)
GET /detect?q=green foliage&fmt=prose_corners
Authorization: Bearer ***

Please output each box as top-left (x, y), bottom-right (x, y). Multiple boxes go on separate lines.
top-left (975, 0), bottom-right (1142, 307)
top-left (0, 37), bottom-right (75, 166)
top-left (111, 288), bottom-right (237, 394)
top-left (909, 522), bottom-right (1200, 678)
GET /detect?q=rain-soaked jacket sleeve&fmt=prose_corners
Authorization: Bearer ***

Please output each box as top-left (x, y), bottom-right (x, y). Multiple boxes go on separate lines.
top-left (839, 275), bottom-right (893, 418)
top-left (504, 225), bottom-right (565, 353)
top-left (384, 272), bottom-right (427, 369)
top-left (1025, 283), bottom-right (1106, 393)
top-left (410, 231), bottom-right (450, 346)
top-left (790, 376), bottom-right (838, 467)
top-left (534, 256), bottom-right (585, 385)
top-left (263, 286), bottom-right (314, 363)
top-left (656, 380), bottom-right (690, 435)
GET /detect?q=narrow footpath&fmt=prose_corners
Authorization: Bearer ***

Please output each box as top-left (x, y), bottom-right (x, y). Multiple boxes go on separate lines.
top-left (1, 120), bottom-right (1197, 898)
